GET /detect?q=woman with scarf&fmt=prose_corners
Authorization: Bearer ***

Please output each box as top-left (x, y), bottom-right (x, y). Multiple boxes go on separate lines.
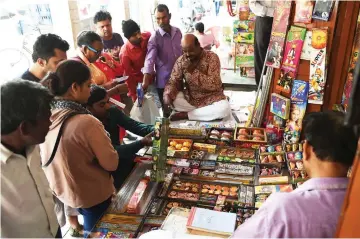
top-left (40, 60), bottom-right (119, 237)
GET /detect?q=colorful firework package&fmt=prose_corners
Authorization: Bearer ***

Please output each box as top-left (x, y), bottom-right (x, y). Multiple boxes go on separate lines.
top-left (277, 25), bottom-right (306, 94)
top-left (342, 12), bottom-right (360, 110)
top-left (151, 117), bottom-right (170, 182)
top-left (266, 1), bottom-right (292, 69)
top-left (308, 28), bottom-right (328, 104)
top-left (312, 0), bottom-right (334, 21)
top-left (284, 80), bottom-right (309, 144)
top-left (294, 0), bottom-right (314, 23)
top-left (300, 31), bottom-right (313, 60)
top-left (281, 26), bottom-right (307, 75)
top-left (270, 93), bottom-right (291, 120)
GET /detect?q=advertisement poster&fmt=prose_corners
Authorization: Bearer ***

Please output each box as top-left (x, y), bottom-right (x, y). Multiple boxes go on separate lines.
top-left (294, 0), bottom-right (314, 23)
top-left (342, 13), bottom-right (360, 110)
top-left (240, 67), bottom-right (255, 78)
top-left (233, 16), bottom-right (255, 76)
top-left (300, 31), bottom-right (313, 60)
top-left (270, 93), bottom-right (291, 120)
top-left (276, 69), bottom-right (295, 94)
top-left (238, 0), bottom-right (256, 21)
top-left (291, 80), bottom-right (309, 102)
top-left (284, 80), bottom-right (309, 144)
top-left (233, 20), bottom-right (255, 33)
top-left (308, 28), bottom-right (328, 104)
top-left (266, 36), bottom-right (285, 68)
top-left (234, 32), bottom-right (254, 44)
top-left (235, 43), bottom-right (254, 67)
top-left (265, 1), bottom-right (292, 68)
top-left (312, 0), bottom-right (334, 21)
top-left (281, 26), bottom-right (307, 74)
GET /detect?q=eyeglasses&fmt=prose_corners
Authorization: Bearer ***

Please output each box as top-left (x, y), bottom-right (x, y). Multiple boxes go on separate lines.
top-left (84, 45), bottom-right (102, 55)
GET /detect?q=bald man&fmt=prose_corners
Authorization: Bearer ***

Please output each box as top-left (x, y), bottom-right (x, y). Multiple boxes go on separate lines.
top-left (163, 34), bottom-right (230, 121)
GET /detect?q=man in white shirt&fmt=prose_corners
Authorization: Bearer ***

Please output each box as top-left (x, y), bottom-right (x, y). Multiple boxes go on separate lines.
top-left (1, 80), bottom-right (60, 238)
top-left (249, 0), bottom-right (275, 86)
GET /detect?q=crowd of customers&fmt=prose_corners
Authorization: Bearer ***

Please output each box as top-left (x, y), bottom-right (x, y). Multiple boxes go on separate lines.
top-left (2, 5), bottom-right (230, 237)
top-left (1, 8), bottom-right (161, 238)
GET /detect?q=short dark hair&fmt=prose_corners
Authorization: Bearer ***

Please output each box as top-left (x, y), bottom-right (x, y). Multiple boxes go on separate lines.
top-left (94, 10), bottom-right (112, 24)
top-left (87, 85), bottom-right (107, 106)
top-left (32, 34), bottom-right (69, 62)
top-left (195, 22), bottom-right (204, 33)
top-left (194, 36), bottom-right (200, 46)
top-left (43, 60), bottom-right (91, 96)
top-left (1, 80), bottom-right (54, 134)
top-left (122, 19), bottom-right (140, 39)
top-left (302, 111), bottom-right (357, 167)
top-left (77, 31), bottom-right (102, 48)
top-left (155, 4), bottom-right (170, 14)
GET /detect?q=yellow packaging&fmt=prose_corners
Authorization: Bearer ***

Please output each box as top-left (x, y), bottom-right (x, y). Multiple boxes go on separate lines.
top-left (193, 143), bottom-right (217, 154)
top-left (258, 176), bottom-right (289, 185)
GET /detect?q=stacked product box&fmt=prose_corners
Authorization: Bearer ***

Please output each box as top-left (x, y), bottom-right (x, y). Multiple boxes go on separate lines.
top-left (284, 141), bottom-right (309, 185)
top-left (151, 117), bottom-right (170, 182)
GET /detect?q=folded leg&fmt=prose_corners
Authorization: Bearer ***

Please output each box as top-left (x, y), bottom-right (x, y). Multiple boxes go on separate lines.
top-left (173, 92), bottom-right (197, 112)
top-left (188, 100), bottom-right (231, 121)
top-left (173, 92), bottom-right (231, 121)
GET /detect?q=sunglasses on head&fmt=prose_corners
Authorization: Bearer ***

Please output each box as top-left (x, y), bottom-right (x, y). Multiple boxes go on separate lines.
top-left (84, 45), bottom-right (102, 55)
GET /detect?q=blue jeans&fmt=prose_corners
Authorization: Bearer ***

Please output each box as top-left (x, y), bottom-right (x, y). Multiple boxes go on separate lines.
top-left (77, 197), bottom-right (112, 237)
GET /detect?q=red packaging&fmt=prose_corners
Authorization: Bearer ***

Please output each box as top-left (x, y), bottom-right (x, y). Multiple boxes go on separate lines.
top-left (126, 179), bottom-right (149, 214)
top-left (265, 126), bottom-right (284, 145)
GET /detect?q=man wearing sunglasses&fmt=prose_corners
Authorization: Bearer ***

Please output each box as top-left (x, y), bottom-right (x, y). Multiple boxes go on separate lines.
top-left (85, 45), bottom-right (103, 61)
top-left (74, 31), bottom-right (125, 92)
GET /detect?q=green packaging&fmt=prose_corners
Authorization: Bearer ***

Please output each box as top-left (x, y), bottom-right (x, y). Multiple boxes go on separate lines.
top-left (151, 117), bottom-right (170, 182)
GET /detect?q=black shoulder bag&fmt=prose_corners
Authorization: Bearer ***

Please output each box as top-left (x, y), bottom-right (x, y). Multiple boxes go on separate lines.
top-left (43, 112), bottom-right (87, 167)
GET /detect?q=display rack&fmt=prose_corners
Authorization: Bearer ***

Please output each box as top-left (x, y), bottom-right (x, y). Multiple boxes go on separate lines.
top-left (93, 123), bottom-right (307, 237)
top-left (266, 1), bottom-right (360, 118)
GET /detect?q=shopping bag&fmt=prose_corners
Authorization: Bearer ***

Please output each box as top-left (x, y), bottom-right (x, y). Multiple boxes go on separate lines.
top-left (130, 94), bottom-right (160, 125)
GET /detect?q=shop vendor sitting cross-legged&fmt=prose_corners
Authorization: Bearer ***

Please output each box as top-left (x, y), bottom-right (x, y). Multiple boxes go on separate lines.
top-left (163, 34), bottom-right (231, 121)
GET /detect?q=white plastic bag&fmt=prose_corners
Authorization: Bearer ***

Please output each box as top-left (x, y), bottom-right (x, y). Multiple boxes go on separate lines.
top-left (130, 94), bottom-right (160, 125)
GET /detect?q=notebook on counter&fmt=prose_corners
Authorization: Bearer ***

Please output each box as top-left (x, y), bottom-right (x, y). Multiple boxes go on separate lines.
top-left (161, 207), bottom-right (191, 237)
top-left (186, 207), bottom-right (236, 237)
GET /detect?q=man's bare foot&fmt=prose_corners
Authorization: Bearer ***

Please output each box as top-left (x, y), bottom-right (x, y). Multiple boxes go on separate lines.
top-left (163, 109), bottom-right (171, 118)
top-left (169, 112), bottom-right (188, 121)
top-left (69, 225), bottom-right (84, 237)
top-left (162, 105), bottom-right (172, 118)
top-left (68, 216), bottom-right (84, 237)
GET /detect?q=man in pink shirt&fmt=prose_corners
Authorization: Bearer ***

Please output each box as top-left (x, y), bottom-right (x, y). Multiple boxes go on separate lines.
top-left (232, 111), bottom-right (357, 238)
top-left (194, 22), bottom-right (217, 50)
